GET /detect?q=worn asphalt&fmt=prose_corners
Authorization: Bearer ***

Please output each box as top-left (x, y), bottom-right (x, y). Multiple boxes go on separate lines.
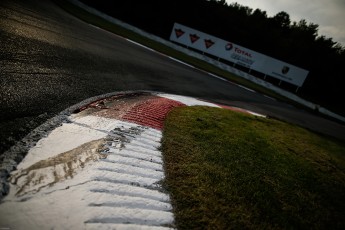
top-left (1, 0), bottom-right (345, 157)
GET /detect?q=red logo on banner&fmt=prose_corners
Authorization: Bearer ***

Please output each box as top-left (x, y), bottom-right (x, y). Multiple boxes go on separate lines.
top-left (204, 39), bottom-right (215, 49)
top-left (174, 28), bottom-right (185, 38)
top-left (234, 47), bottom-right (252, 58)
top-left (225, 43), bottom-right (233, 51)
top-left (189, 34), bottom-right (200, 43)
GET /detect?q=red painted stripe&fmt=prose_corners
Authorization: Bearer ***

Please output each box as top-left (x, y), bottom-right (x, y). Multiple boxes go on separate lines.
top-left (122, 97), bottom-right (185, 130)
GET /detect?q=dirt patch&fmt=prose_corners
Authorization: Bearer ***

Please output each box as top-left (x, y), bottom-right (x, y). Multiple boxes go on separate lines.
top-left (10, 139), bottom-right (106, 197)
top-left (73, 92), bottom-right (157, 120)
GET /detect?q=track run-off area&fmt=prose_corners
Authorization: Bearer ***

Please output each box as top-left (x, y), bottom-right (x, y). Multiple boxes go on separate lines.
top-left (1, 0), bottom-right (345, 228)
top-left (0, 92), bottom-right (265, 228)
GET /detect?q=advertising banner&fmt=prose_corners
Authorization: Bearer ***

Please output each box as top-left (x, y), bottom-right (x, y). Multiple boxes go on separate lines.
top-left (258, 57), bottom-right (309, 87)
top-left (170, 22), bottom-right (309, 87)
top-left (170, 23), bottom-right (267, 69)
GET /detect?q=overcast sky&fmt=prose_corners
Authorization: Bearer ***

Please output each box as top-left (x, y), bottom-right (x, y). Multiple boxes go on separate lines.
top-left (225, 0), bottom-right (345, 46)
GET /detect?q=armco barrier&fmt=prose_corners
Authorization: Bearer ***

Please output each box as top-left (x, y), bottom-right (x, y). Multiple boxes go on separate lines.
top-left (67, 0), bottom-right (345, 123)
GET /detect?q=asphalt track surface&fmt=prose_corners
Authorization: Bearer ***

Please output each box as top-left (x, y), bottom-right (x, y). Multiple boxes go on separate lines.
top-left (1, 0), bottom-right (344, 155)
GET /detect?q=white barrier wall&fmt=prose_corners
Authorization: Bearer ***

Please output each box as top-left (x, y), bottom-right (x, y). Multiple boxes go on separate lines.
top-left (170, 23), bottom-right (309, 87)
top-left (67, 0), bottom-right (345, 123)
top-left (170, 23), bottom-right (267, 70)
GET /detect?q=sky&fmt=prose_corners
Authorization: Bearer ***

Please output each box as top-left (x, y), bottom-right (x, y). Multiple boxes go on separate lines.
top-left (225, 0), bottom-right (345, 46)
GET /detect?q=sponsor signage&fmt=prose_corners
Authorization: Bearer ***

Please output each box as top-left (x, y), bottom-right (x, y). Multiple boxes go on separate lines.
top-left (204, 39), bottom-right (215, 49)
top-left (170, 22), bottom-right (309, 87)
top-left (189, 34), bottom-right (200, 43)
top-left (259, 57), bottom-right (309, 87)
top-left (174, 28), bottom-right (185, 38)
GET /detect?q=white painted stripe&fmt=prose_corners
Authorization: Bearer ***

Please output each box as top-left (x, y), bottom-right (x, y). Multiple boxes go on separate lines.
top-left (83, 206), bottom-right (174, 225)
top-left (85, 223), bottom-right (173, 230)
top-left (0, 114), bottom-right (173, 229)
top-left (168, 56), bottom-right (195, 69)
top-left (97, 163), bottom-right (163, 180)
top-left (264, 94), bottom-right (276, 101)
top-left (129, 139), bottom-right (160, 151)
top-left (138, 132), bottom-right (162, 142)
top-left (92, 173), bottom-right (159, 189)
top-left (124, 145), bottom-right (163, 158)
top-left (236, 84), bottom-right (256, 93)
top-left (208, 72), bottom-right (228, 82)
top-left (158, 93), bottom-right (266, 118)
top-left (158, 93), bottom-right (220, 107)
top-left (104, 155), bottom-right (163, 172)
top-left (17, 116), bottom-right (121, 169)
top-left (87, 193), bottom-right (172, 211)
top-left (247, 111), bottom-right (266, 118)
top-left (88, 23), bottom-right (126, 40)
top-left (88, 181), bottom-right (170, 202)
top-left (107, 149), bottom-right (163, 164)
top-left (0, 92), bottom-right (268, 229)
top-left (126, 38), bottom-right (155, 52)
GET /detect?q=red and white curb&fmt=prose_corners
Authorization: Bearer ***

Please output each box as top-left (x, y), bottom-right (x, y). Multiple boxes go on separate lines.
top-left (0, 92), bottom-right (265, 229)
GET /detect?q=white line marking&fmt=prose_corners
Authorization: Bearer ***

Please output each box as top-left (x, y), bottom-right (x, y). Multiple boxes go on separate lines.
top-left (91, 22), bottom-right (258, 96)
top-left (0, 117), bottom-right (173, 229)
top-left (236, 84), bottom-right (256, 93)
top-left (167, 56), bottom-right (195, 69)
top-left (88, 23), bottom-right (126, 40)
top-left (264, 95), bottom-right (276, 101)
top-left (126, 39), bottom-right (155, 52)
top-left (247, 111), bottom-right (266, 118)
top-left (158, 93), bottom-right (220, 107)
top-left (208, 73), bottom-right (228, 82)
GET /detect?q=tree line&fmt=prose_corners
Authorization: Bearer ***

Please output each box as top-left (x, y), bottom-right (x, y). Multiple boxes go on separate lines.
top-left (80, 0), bottom-right (345, 115)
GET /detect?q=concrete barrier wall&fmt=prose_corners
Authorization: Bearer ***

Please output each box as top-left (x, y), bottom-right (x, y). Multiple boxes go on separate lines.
top-left (68, 0), bottom-right (345, 123)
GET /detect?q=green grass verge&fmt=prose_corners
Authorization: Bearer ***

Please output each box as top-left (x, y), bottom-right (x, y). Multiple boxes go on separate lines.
top-left (162, 106), bottom-right (345, 229)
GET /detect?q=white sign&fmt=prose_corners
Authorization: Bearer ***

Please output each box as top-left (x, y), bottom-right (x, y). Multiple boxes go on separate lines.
top-left (170, 22), bottom-right (309, 87)
top-left (258, 57), bottom-right (309, 87)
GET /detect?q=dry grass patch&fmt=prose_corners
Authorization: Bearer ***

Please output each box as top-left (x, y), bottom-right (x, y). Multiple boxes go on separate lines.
top-left (162, 106), bottom-right (345, 229)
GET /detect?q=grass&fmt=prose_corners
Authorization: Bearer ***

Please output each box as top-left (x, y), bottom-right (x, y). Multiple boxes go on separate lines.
top-left (162, 106), bottom-right (345, 229)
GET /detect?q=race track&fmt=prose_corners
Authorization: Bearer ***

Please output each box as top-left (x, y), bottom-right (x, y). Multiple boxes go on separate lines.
top-left (1, 0), bottom-right (344, 155)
